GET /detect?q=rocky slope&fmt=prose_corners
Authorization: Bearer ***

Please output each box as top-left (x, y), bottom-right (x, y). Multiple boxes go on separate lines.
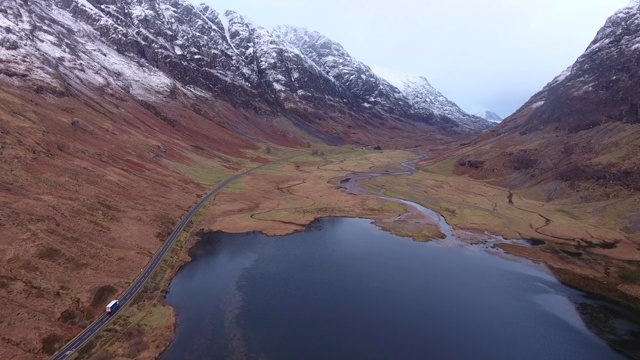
top-left (452, 0), bottom-right (640, 201)
top-left (371, 66), bottom-right (493, 130)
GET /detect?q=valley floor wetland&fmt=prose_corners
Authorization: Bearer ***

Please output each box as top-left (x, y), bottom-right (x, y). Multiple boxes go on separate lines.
top-left (161, 152), bottom-right (640, 359)
top-left (65, 149), bottom-right (640, 359)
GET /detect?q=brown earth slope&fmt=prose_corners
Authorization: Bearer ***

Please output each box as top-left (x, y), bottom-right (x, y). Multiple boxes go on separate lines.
top-left (0, 66), bottom-right (455, 358)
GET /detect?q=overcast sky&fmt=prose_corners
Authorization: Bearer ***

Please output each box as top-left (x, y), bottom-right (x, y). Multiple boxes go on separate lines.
top-left (199, 0), bottom-right (629, 118)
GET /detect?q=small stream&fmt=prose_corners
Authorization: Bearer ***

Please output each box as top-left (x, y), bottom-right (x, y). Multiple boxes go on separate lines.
top-left (341, 156), bottom-right (530, 249)
top-left (162, 157), bottom-right (640, 359)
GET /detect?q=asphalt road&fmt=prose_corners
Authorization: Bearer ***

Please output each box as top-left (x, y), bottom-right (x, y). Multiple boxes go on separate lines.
top-left (51, 159), bottom-right (289, 360)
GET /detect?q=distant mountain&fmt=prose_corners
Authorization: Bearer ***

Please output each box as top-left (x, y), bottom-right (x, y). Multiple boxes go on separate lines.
top-left (471, 109), bottom-right (503, 123)
top-left (452, 0), bottom-right (640, 198)
top-left (370, 67), bottom-right (493, 130)
top-left (482, 110), bottom-right (503, 123)
top-left (461, 105), bottom-right (504, 123)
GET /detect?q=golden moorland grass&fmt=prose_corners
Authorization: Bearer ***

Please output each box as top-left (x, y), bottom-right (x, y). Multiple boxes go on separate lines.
top-left (198, 149), bottom-right (415, 235)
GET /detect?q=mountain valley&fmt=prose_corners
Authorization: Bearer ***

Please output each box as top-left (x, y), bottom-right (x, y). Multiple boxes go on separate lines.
top-left (0, 0), bottom-right (639, 359)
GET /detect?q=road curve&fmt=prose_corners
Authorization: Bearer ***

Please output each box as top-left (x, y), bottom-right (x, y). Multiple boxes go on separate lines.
top-left (51, 157), bottom-right (294, 360)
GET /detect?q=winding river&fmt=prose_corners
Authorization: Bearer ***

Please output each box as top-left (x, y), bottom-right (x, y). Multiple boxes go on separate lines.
top-left (162, 157), bottom-right (639, 359)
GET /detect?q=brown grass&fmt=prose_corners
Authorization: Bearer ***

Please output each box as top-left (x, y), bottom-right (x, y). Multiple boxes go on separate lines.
top-left (199, 150), bottom-right (414, 236)
top-left (41, 334), bottom-right (65, 356)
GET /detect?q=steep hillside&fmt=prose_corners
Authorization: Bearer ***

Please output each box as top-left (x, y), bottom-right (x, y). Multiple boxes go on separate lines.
top-left (0, 0), bottom-right (465, 357)
top-left (449, 0), bottom-right (640, 203)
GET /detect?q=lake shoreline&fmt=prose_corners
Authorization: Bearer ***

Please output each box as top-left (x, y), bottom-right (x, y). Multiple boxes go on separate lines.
top-left (163, 216), bottom-right (634, 359)
top-left (154, 153), bottom-right (640, 359)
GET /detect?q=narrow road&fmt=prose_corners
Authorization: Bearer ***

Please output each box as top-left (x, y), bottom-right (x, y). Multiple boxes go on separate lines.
top-left (51, 158), bottom-right (292, 360)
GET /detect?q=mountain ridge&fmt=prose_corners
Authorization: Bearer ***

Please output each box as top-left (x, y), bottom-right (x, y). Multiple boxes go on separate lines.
top-left (450, 0), bottom-right (640, 198)
top-left (1, 0), bottom-right (490, 136)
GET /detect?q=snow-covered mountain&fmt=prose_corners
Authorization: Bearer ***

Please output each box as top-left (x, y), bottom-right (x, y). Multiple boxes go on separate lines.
top-left (482, 111), bottom-right (503, 123)
top-left (463, 106), bottom-right (503, 123)
top-left (371, 67), bottom-right (492, 130)
top-left (0, 0), bottom-right (492, 137)
top-left (509, 0), bottom-right (640, 133)
top-left (453, 0), bottom-right (640, 193)
top-left (272, 26), bottom-right (410, 114)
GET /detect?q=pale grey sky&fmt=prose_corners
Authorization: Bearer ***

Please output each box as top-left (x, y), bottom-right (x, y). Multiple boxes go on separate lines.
top-left (198, 0), bottom-right (629, 117)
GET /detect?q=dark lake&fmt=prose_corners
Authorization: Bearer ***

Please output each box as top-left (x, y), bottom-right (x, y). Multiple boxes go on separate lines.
top-left (162, 217), bottom-right (633, 360)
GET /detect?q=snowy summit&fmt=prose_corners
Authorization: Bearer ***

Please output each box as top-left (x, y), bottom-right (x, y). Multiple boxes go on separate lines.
top-left (372, 67), bottom-right (492, 130)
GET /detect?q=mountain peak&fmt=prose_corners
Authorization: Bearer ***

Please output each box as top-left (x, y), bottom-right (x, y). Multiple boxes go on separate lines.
top-left (624, 0), bottom-right (640, 10)
top-left (370, 67), bottom-right (432, 88)
top-left (372, 67), bottom-right (492, 130)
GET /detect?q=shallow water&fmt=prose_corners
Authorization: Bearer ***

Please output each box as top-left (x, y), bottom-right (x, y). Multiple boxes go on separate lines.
top-left (163, 217), bottom-right (628, 360)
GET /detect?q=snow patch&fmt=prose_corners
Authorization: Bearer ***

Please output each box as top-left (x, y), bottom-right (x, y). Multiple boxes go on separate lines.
top-left (624, 0), bottom-right (640, 10)
top-left (531, 101), bottom-right (545, 109)
top-left (0, 13), bottom-right (15, 27)
top-left (549, 66), bottom-right (573, 86)
top-left (219, 12), bottom-right (239, 54)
